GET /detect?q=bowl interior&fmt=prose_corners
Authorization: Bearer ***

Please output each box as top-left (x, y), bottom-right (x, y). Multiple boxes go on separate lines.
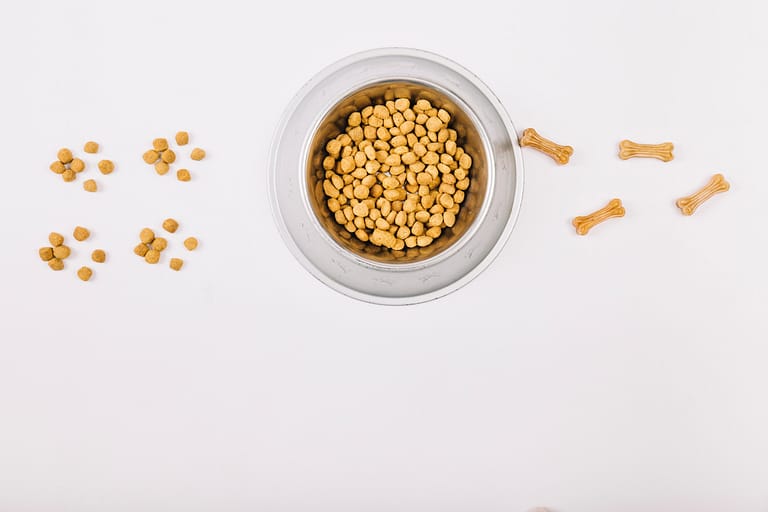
top-left (305, 80), bottom-right (489, 265)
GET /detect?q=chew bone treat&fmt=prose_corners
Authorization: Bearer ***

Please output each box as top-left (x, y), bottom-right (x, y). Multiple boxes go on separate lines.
top-left (572, 198), bottom-right (625, 235)
top-left (519, 128), bottom-right (573, 164)
top-left (676, 173), bottom-right (729, 215)
top-left (618, 139), bottom-right (674, 162)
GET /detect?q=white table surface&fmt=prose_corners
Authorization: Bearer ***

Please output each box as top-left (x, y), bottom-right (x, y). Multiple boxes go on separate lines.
top-left (2, 1), bottom-right (767, 511)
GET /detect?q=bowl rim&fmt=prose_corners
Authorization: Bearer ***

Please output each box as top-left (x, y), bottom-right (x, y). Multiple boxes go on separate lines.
top-left (268, 47), bottom-right (525, 305)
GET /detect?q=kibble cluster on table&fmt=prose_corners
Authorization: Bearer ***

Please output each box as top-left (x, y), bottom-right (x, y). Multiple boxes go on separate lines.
top-left (48, 141), bottom-right (115, 192)
top-left (133, 217), bottom-right (198, 271)
top-left (142, 131), bottom-right (205, 182)
top-left (37, 226), bottom-right (105, 281)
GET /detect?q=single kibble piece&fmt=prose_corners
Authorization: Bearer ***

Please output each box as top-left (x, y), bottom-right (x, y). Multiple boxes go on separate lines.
top-left (175, 131), bottom-right (189, 146)
top-left (84, 141), bottom-right (99, 153)
top-left (73, 226), bottom-right (90, 241)
top-left (143, 149), bottom-right (160, 164)
top-left (152, 138), bottom-right (169, 152)
top-left (48, 258), bottom-right (64, 271)
top-left (134, 243), bottom-right (149, 257)
top-left (91, 249), bottom-right (106, 263)
top-left (145, 249), bottom-right (160, 264)
top-left (169, 258), bottom-right (184, 271)
top-left (183, 237), bottom-right (198, 251)
top-left (62, 169), bottom-right (76, 182)
top-left (70, 158), bottom-right (85, 173)
top-left (190, 148), bottom-right (206, 161)
top-left (77, 266), bottom-right (93, 281)
top-left (39, 247), bottom-right (54, 261)
top-left (53, 245), bottom-right (71, 259)
top-left (83, 179), bottom-right (97, 192)
top-left (177, 169), bottom-right (191, 181)
top-left (57, 148), bottom-right (73, 164)
top-left (161, 149), bottom-right (176, 163)
top-left (162, 218), bottom-right (179, 233)
top-left (98, 160), bottom-right (114, 175)
top-left (49, 232), bottom-right (64, 246)
top-left (155, 161), bottom-right (170, 175)
top-left (151, 237), bottom-right (167, 251)
top-left (139, 228), bottom-right (155, 244)
top-left (50, 161), bottom-right (65, 174)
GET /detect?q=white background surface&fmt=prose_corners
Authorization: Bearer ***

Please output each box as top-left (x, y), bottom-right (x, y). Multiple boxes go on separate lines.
top-left (1, 1), bottom-right (767, 511)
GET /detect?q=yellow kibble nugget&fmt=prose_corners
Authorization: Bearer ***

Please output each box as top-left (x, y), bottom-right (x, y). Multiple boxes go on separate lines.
top-left (50, 161), bottom-right (65, 174)
top-left (83, 179), bottom-right (97, 192)
top-left (62, 169), bottom-right (76, 182)
top-left (98, 160), bottom-right (114, 175)
top-left (169, 258), bottom-right (184, 271)
top-left (184, 237), bottom-right (198, 251)
top-left (151, 237), bottom-right (167, 251)
top-left (139, 228), bottom-right (154, 244)
top-left (155, 161), bottom-right (170, 175)
top-left (190, 148), bottom-right (205, 160)
top-left (177, 169), bottom-right (191, 181)
top-left (152, 138), bottom-right (168, 152)
top-left (73, 226), bottom-right (90, 241)
top-left (77, 266), bottom-right (93, 281)
top-left (49, 232), bottom-right (64, 247)
top-left (84, 141), bottom-right (99, 153)
top-left (145, 249), bottom-right (160, 264)
top-left (39, 247), bottom-right (54, 261)
top-left (70, 158), bottom-right (85, 173)
top-left (57, 148), bottom-right (73, 164)
top-left (91, 249), bottom-right (106, 263)
top-left (48, 258), bottom-right (64, 271)
top-left (162, 218), bottom-right (179, 233)
top-left (134, 243), bottom-right (149, 257)
top-left (143, 149), bottom-right (160, 164)
top-left (161, 149), bottom-right (176, 163)
top-left (53, 245), bottom-right (70, 259)
top-left (175, 131), bottom-right (189, 146)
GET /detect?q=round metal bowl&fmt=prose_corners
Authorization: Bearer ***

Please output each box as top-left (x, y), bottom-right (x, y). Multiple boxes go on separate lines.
top-left (269, 48), bottom-right (524, 305)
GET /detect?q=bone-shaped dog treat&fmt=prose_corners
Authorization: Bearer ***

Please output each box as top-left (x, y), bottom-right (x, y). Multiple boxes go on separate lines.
top-left (519, 128), bottom-right (573, 165)
top-left (675, 173), bottom-right (729, 215)
top-left (572, 198), bottom-right (625, 235)
top-left (618, 139), bottom-right (674, 162)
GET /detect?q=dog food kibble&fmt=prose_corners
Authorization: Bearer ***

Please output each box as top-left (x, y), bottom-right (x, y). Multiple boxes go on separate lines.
top-left (77, 266), bottom-right (93, 281)
top-left (161, 149), bottom-right (176, 164)
top-left (153, 138), bottom-right (169, 152)
top-left (62, 169), bottom-right (76, 182)
top-left (70, 158), bottom-right (85, 173)
top-left (84, 141), bottom-right (99, 153)
top-left (73, 226), bottom-right (90, 241)
top-left (39, 247), bottom-right (54, 261)
top-left (91, 249), bottom-right (106, 263)
top-left (184, 237), bottom-right (198, 251)
top-left (162, 218), bottom-right (179, 233)
top-left (155, 161), bottom-right (170, 175)
top-left (177, 169), bottom-right (191, 181)
top-left (50, 161), bottom-right (65, 174)
top-left (190, 148), bottom-right (205, 161)
top-left (151, 237), bottom-right (168, 251)
top-left (48, 258), bottom-right (64, 271)
top-left (175, 131), bottom-right (189, 145)
top-left (143, 150), bottom-right (160, 164)
top-left (98, 159), bottom-right (115, 175)
top-left (83, 179), bottom-right (97, 192)
top-left (145, 249), bottom-right (161, 264)
top-left (319, 96), bottom-right (472, 251)
top-left (169, 258), bottom-right (184, 271)
top-left (53, 245), bottom-right (71, 259)
top-left (57, 148), bottom-right (73, 164)
top-left (134, 243), bottom-right (149, 257)
top-left (139, 228), bottom-right (155, 244)
top-left (49, 232), bottom-right (64, 246)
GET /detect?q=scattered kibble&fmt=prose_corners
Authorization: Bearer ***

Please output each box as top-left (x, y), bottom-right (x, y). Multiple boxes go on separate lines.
top-left (155, 161), bottom-right (169, 175)
top-left (175, 131), bottom-right (189, 146)
top-left (145, 249), bottom-right (160, 264)
top-left (57, 148), bottom-right (73, 164)
top-left (169, 258), bottom-right (184, 271)
top-left (39, 247), bottom-right (53, 261)
top-left (48, 258), bottom-right (64, 271)
top-left (143, 150), bottom-right (159, 164)
top-left (53, 245), bottom-right (71, 259)
top-left (153, 138), bottom-right (169, 152)
top-left (77, 266), bottom-right (93, 281)
top-left (73, 226), bottom-right (90, 241)
top-left (190, 148), bottom-right (206, 161)
top-left (151, 237), bottom-right (168, 251)
top-left (62, 169), bottom-right (76, 182)
top-left (49, 161), bottom-right (65, 174)
top-left (70, 158), bottom-right (85, 173)
top-left (134, 243), bottom-right (149, 257)
top-left (83, 179), bottom-right (97, 192)
top-left (162, 218), bottom-right (179, 233)
top-left (91, 249), bottom-right (106, 263)
top-left (139, 228), bottom-right (155, 244)
top-left (161, 149), bottom-right (176, 164)
top-left (84, 141), bottom-right (99, 153)
top-left (184, 237), bottom-right (198, 251)
top-left (177, 169), bottom-right (191, 182)
top-left (49, 232), bottom-right (64, 247)
top-left (98, 159), bottom-right (114, 175)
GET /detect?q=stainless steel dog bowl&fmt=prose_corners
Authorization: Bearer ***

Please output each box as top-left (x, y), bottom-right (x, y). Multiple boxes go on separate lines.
top-left (269, 48), bottom-right (524, 304)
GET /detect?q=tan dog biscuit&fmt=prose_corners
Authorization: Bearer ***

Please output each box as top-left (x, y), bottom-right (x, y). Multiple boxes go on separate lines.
top-left (618, 140), bottom-right (674, 162)
top-left (676, 174), bottom-right (729, 215)
top-left (519, 128), bottom-right (573, 164)
top-left (572, 198), bottom-right (625, 235)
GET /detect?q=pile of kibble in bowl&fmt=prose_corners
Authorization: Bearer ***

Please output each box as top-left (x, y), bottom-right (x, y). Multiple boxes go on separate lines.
top-left (318, 97), bottom-right (471, 252)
